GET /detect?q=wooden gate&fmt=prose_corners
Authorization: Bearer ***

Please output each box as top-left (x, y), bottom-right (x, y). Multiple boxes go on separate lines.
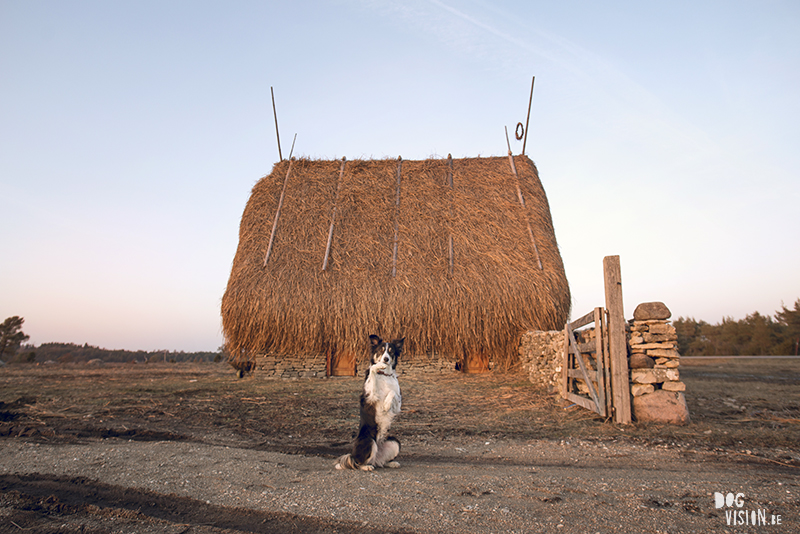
top-left (560, 255), bottom-right (632, 423)
top-left (561, 308), bottom-right (609, 417)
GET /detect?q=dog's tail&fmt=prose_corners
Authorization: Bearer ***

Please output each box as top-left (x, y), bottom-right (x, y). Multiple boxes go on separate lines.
top-left (334, 453), bottom-right (359, 470)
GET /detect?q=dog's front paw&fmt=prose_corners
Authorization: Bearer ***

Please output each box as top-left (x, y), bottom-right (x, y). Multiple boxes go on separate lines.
top-left (359, 464), bottom-right (375, 472)
top-left (386, 461), bottom-right (400, 469)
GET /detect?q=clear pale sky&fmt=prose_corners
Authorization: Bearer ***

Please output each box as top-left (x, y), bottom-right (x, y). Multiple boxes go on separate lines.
top-left (2, 1), bottom-right (798, 352)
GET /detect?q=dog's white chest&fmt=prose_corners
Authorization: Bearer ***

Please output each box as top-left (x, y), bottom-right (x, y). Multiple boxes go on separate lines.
top-left (364, 373), bottom-right (401, 415)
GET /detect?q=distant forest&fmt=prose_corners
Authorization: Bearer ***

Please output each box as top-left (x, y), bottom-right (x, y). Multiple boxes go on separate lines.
top-left (10, 342), bottom-right (223, 364)
top-left (675, 299), bottom-right (800, 356)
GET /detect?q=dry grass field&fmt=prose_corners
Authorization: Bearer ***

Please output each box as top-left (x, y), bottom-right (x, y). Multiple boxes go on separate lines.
top-left (1, 358), bottom-right (798, 453)
top-left (0, 357), bottom-right (798, 533)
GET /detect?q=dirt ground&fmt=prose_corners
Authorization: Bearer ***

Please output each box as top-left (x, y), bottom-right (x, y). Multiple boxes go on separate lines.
top-left (0, 358), bottom-right (798, 533)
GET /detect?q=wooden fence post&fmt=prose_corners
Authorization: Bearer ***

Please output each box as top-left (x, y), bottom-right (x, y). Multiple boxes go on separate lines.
top-left (603, 255), bottom-right (631, 424)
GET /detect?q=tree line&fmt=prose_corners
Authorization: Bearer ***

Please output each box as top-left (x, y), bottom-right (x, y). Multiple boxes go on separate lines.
top-left (12, 342), bottom-right (223, 364)
top-left (674, 299), bottom-right (800, 356)
top-left (0, 317), bottom-right (222, 364)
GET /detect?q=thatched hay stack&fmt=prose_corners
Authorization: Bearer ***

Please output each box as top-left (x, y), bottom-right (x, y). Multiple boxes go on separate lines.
top-left (222, 155), bottom-right (570, 373)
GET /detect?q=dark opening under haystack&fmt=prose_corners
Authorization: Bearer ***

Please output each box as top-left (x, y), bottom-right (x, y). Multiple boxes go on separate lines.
top-left (222, 155), bottom-right (570, 375)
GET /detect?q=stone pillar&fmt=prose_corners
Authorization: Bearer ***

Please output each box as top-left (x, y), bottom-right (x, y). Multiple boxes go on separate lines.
top-left (628, 302), bottom-right (690, 424)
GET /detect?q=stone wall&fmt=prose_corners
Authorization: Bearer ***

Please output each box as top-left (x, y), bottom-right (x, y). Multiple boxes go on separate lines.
top-left (253, 353), bottom-right (459, 379)
top-left (518, 330), bottom-right (563, 392)
top-left (255, 354), bottom-right (327, 379)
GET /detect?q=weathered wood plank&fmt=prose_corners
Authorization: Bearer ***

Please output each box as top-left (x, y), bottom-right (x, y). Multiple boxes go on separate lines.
top-left (566, 393), bottom-right (597, 413)
top-left (570, 310), bottom-right (595, 330)
top-left (603, 255), bottom-right (631, 424)
top-left (593, 307), bottom-right (607, 417)
top-left (577, 339), bottom-right (596, 354)
top-left (568, 368), bottom-right (599, 379)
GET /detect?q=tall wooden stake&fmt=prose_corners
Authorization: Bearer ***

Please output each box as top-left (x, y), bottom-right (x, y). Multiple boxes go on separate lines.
top-left (288, 133), bottom-right (297, 159)
top-left (522, 76), bottom-right (535, 156)
top-left (603, 255), bottom-right (631, 424)
top-left (263, 158), bottom-right (293, 266)
top-left (392, 157), bottom-right (403, 278)
top-left (322, 157), bottom-right (346, 271)
top-left (447, 154), bottom-right (454, 277)
top-left (271, 86), bottom-right (283, 162)
top-left (505, 138), bottom-right (543, 270)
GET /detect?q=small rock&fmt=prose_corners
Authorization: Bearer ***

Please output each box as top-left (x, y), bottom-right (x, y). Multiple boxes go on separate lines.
top-left (665, 368), bottom-right (680, 381)
top-left (646, 348), bottom-right (680, 358)
top-left (629, 354), bottom-right (655, 369)
top-left (631, 368), bottom-right (680, 383)
top-left (633, 302), bottom-right (671, 321)
top-left (631, 383), bottom-right (655, 397)
top-left (655, 359), bottom-right (680, 369)
top-left (648, 323), bottom-right (676, 335)
top-left (661, 381), bottom-right (686, 392)
top-left (642, 333), bottom-right (677, 343)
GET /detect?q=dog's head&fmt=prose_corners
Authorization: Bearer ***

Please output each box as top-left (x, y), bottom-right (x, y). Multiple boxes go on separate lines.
top-left (368, 335), bottom-right (404, 373)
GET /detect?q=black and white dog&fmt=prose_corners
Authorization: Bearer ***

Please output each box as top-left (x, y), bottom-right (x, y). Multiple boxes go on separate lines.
top-left (335, 335), bottom-right (404, 471)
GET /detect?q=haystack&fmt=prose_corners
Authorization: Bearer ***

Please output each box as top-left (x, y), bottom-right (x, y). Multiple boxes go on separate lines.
top-left (221, 155), bottom-right (570, 374)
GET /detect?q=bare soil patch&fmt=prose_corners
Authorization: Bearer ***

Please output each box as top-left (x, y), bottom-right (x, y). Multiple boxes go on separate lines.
top-left (0, 360), bottom-right (798, 533)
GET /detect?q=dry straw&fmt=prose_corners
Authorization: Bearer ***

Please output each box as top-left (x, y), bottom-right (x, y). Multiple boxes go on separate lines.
top-left (221, 155), bottom-right (570, 370)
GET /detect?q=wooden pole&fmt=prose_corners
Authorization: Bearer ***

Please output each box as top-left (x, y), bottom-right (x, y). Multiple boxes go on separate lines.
top-left (263, 158), bottom-right (294, 266)
top-left (603, 255), bottom-right (631, 424)
top-left (522, 76), bottom-right (535, 156)
top-left (288, 133), bottom-right (297, 159)
top-left (447, 154), bottom-right (454, 277)
top-left (392, 157), bottom-right (402, 278)
top-left (271, 86), bottom-right (283, 162)
top-left (505, 151), bottom-right (543, 270)
top-left (322, 157), bottom-right (346, 271)
top-left (560, 328), bottom-right (569, 399)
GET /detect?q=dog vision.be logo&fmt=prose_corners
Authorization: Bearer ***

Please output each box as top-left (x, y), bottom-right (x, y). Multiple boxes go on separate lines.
top-left (714, 492), bottom-right (782, 527)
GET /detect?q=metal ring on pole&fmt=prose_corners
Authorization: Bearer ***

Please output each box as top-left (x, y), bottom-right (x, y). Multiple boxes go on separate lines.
top-left (515, 122), bottom-right (524, 140)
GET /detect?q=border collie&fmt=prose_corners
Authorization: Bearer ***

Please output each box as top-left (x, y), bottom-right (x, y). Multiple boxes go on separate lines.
top-left (335, 335), bottom-right (404, 471)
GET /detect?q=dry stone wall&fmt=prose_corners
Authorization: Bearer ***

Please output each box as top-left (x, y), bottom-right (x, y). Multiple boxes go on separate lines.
top-left (518, 330), bottom-right (563, 392)
top-left (255, 354), bottom-right (327, 379)
top-left (253, 353), bottom-right (458, 379)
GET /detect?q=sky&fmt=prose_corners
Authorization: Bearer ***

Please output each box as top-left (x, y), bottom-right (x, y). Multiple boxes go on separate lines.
top-left (1, 0), bottom-right (799, 352)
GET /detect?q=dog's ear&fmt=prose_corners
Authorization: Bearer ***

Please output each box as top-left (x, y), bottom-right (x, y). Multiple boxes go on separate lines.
top-left (369, 335), bottom-right (382, 348)
top-left (392, 337), bottom-right (405, 354)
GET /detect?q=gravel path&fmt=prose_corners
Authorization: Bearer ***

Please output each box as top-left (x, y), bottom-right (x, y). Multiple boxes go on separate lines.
top-left (1, 436), bottom-right (796, 533)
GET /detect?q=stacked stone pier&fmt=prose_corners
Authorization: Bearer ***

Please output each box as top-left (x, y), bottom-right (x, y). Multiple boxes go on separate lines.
top-left (628, 302), bottom-right (690, 424)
